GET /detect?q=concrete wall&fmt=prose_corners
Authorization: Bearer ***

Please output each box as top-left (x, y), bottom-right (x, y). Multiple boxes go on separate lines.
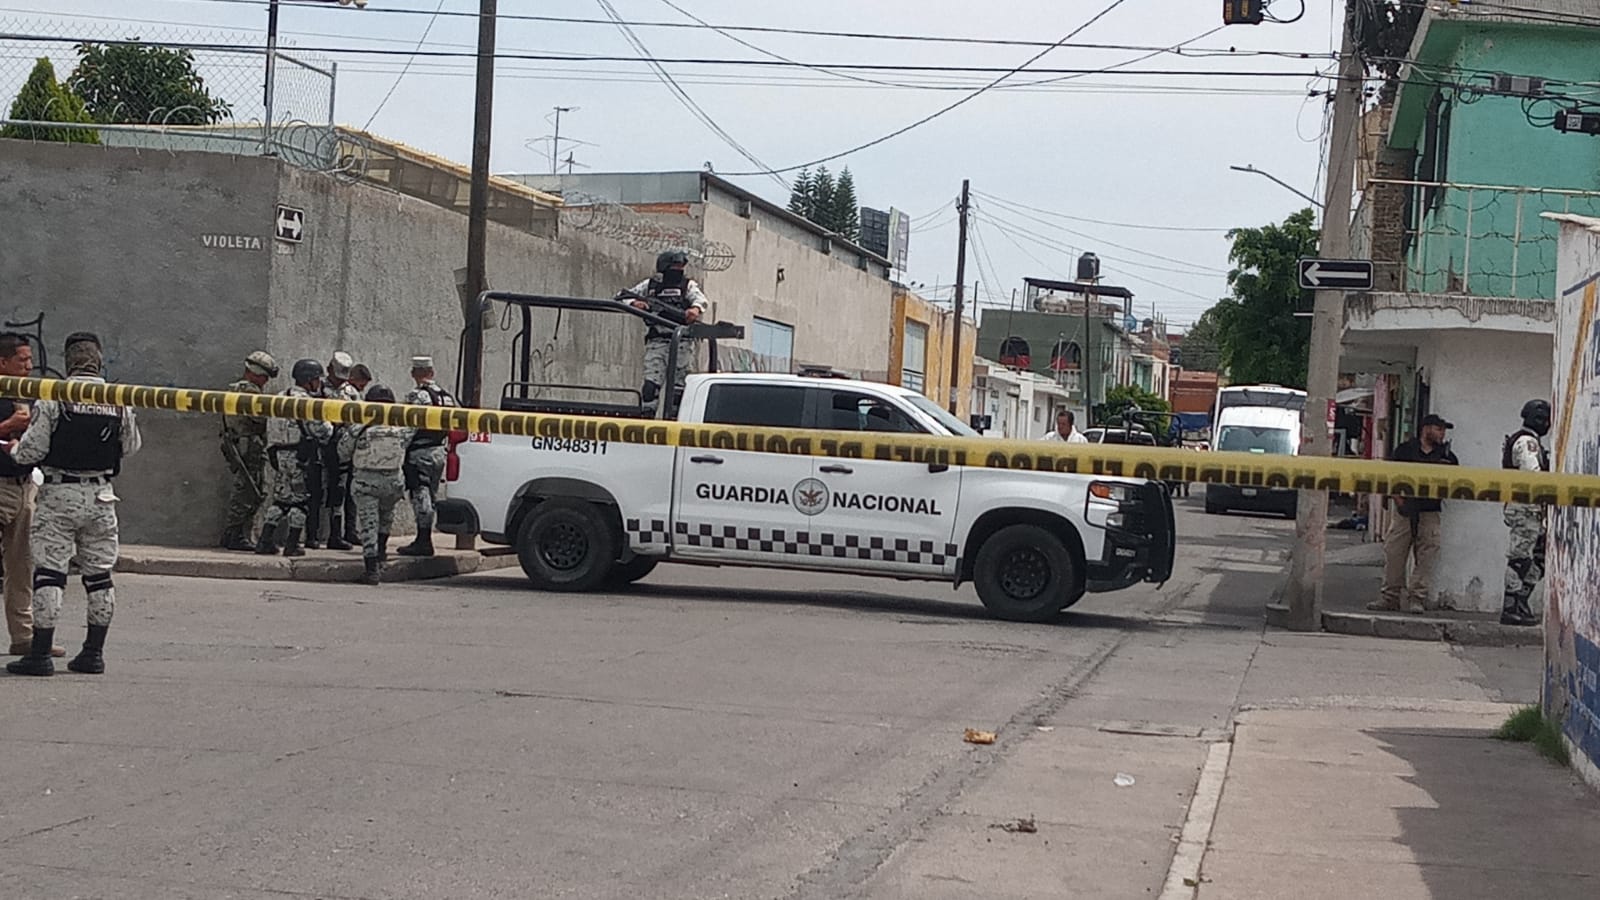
top-left (0, 139), bottom-right (277, 546)
top-left (1416, 328), bottom-right (1552, 612)
top-left (699, 201), bottom-right (892, 379)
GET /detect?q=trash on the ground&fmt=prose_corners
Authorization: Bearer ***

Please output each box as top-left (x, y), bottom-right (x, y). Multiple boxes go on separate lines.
top-left (989, 817), bottom-right (1038, 834)
top-left (1113, 773), bottom-right (1136, 787)
top-left (964, 728), bottom-right (997, 745)
top-left (1036, 725), bottom-right (1055, 732)
top-left (1184, 877), bottom-right (1200, 887)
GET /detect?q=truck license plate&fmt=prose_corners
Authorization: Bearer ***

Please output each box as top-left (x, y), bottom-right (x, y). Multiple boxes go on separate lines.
top-left (1241, 488), bottom-right (1258, 497)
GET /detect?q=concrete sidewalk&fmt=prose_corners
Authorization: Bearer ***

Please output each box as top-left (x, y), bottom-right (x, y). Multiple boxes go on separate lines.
top-left (1185, 631), bottom-right (1600, 900)
top-left (114, 544), bottom-right (518, 583)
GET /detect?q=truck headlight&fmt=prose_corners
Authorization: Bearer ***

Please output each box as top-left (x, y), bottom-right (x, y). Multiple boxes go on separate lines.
top-left (1089, 481), bottom-right (1134, 503)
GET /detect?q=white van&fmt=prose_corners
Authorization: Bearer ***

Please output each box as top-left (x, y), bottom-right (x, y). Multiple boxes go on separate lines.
top-left (1205, 405), bottom-right (1302, 517)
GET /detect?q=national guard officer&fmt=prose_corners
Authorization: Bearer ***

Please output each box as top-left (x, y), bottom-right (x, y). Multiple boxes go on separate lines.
top-left (339, 384), bottom-right (414, 585)
top-left (1502, 399), bottom-right (1551, 627)
top-left (397, 355), bottom-right (456, 558)
top-left (256, 359), bottom-right (333, 558)
top-left (308, 350), bottom-right (359, 551)
top-left (219, 350), bottom-right (277, 552)
top-left (6, 332), bottom-right (141, 677)
top-left (620, 248), bottom-right (708, 411)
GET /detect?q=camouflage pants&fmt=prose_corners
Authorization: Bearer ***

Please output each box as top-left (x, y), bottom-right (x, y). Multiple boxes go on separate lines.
top-left (642, 335), bottom-right (694, 403)
top-left (31, 482), bottom-right (119, 630)
top-left (1504, 503), bottom-right (1546, 607)
top-left (261, 451), bottom-right (310, 532)
top-left (404, 446), bottom-right (445, 533)
top-left (353, 469), bottom-right (404, 560)
top-left (221, 434), bottom-right (265, 531)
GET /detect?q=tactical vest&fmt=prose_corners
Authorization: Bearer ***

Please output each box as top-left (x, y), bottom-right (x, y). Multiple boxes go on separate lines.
top-left (646, 280), bottom-right (694, 339)
top-left (1502, 429), bottom-right (1551, 471)
top-left (352, 425), bottom-right (409, 471)
top-left (41, 401), bottom-right (123, 475)
top-left (410, 382), bottom-right (456, 448)
top-left (267, 391), bottom-right (320, 464)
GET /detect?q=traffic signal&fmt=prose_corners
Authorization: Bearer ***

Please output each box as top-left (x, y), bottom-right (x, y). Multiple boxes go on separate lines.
top-left (1224, 0), bottom-right (1265, 25)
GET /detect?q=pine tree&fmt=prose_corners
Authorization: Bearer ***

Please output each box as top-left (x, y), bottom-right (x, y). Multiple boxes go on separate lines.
top-left (787, 168), bottom-right (815, 219)
top-left (1, 58), bottom-right (99, 143)
top-left (831, 167), bottom-right (861, 240)
top-left (811, 166), bottom-right (837, 229)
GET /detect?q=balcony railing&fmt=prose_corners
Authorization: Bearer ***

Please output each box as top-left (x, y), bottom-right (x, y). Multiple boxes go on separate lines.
top-left (1372, 179), bottom-right (1600, 300)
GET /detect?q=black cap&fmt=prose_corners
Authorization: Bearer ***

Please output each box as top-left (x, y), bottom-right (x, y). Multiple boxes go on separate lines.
top-left (1421, 413), bottom-right (1453, 429)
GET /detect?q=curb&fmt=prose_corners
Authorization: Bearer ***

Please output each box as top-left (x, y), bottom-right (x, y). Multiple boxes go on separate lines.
top-left (1320, 611), bottom-right (1542, 647)
top-left (1159, 740), bottom-right (1233, 900)
top-left (114, 547), bottom-right (517, 584)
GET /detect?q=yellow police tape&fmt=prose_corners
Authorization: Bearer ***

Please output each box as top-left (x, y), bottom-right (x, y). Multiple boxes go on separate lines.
top-left (3, 375), bottom-right (1594, 508)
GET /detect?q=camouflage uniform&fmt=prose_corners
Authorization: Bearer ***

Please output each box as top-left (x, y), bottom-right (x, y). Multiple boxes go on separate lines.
top-left (9, 375), bottom-right (142, 632)
top-left (339, 423), bottom-right (413, 560)
top-left (1504, 432), bottom-right (1548, 619)
top-left (261, 385), bottom-right (333, 536)
top-left (627, 277), bottom-right (708, 407)
top-left (312, 378), bottom-right (362, 548)
top-left (403, 378), bottom-right (455, 537)
top-left (220, 377), bottom-right (267, 537)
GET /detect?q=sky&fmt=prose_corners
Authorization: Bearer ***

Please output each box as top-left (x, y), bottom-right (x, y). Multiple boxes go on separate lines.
top-left (11, 0), bottom-right (1345, 329)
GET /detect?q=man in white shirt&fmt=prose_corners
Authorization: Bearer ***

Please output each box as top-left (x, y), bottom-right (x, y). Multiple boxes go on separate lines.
top-left (1042, 409), bottom-right (1089, 443)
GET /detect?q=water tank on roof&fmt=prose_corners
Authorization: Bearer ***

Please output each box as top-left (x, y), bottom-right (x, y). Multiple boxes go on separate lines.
top-left (1077, 252), bottom-right (1100, 282)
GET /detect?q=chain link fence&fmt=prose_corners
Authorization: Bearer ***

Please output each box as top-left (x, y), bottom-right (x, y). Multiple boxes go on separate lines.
top-left (0, 16), bottom-right (334, 139)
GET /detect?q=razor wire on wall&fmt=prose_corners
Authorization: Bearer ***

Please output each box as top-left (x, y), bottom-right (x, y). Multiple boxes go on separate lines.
top-left (561, 191), bottom-right (736, 273)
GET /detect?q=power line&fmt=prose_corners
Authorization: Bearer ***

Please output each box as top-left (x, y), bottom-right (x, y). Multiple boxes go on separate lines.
top-left (970, 189), bottom-right (1234, 233)
top-left (976, 198), bottom-right (1229, 274)
top-left (152, 0), bottom-right (1346, 57)
top-left (976, 214), bottom-right (1224, 301)
top-left (360, 0), bottom-right (445, 131)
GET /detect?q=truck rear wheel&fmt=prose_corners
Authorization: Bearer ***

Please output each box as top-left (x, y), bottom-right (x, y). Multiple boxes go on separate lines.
top-left (973, 524), bottom-right (1080, 623)
top-left (516, 499), bottom-right (617, 591)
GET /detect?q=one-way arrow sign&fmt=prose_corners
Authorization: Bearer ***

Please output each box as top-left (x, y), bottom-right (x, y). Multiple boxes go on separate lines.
top-left (274, 204), bottom-right (305, 244)
top-left (1298, 257), bottom-right (1372, 291)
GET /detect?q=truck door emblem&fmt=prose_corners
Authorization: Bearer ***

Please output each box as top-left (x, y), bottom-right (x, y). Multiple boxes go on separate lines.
top-left (793, 478), bottom-right (831, 516)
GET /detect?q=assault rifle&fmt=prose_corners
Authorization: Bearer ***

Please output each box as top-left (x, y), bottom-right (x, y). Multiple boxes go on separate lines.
top-left (614, 288), bottom-right (692, 327)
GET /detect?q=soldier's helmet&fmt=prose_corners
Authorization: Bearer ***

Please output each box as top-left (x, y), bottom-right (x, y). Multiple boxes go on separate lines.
top-left (327, 351), bottom-right (354, 379)
top-left (1521, 399), bottom-right (1551, 424)
top-left (655, 248), bottom-right (690, 273)
top-left (291, 358), bottom-right (324, 386)
top-left (365, 383), bottom-right (397, 403)
top-left (245, 351), bottom-right (279, 378)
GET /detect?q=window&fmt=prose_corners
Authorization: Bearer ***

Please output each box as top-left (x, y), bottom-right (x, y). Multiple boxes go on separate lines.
top-left (1049, 340), bottom-right (1081, 371)
top-left (819, 390), bottom-right (924, 434)
top-left (750, 317), bottom-right (795, 372)
top-left (1217, 425), bottom-right (1294, 455)
top-left (704, 383), bottom-right (805, 428)
top-left (901, 321), bottom-right (928, 392)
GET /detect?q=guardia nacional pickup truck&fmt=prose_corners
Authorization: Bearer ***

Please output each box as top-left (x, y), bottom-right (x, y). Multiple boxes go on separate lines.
top-left (435, 292), bottom-right (1175, 623)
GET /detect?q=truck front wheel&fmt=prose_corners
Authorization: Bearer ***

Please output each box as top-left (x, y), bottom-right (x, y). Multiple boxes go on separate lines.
top-left (516, 499), bottom-right (618, 591)
top-left (973, 524), bottom-right (1081, 623)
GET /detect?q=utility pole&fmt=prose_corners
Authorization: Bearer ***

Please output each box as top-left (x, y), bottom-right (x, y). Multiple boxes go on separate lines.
top-left (461, 0), bottom-right (497, 407)
top-left (550, 105), bottom-right (576, 175)
top-left (1279, 4), bottom-right (1362, 631)
top-left (262, 0), bottom-right (280, 155)
top-left (948, 179), bottom-right (970, 414)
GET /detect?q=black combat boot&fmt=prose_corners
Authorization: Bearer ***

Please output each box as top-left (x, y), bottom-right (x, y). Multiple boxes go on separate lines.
top-left (282, 527), bottom-right (306, 558)
top-left (67, 624), bottom-right (108, 674)
top-left (1500, 593), bottom-right (1536, 626)
top-left (395, 531), bottom-right (434, 557)
top-left (6, 627), bottom-right (55, 676)
top-left (304, 513), bottom-right (322, 550)
top-left (325, 515), bottom-right (353, 551)
top-left (378, 533), bottom-right (391, 563)
top-left (255, 522), bottom-right (282, 555)
top-left (222, 526), bottom-right (254, 552)
top-left (358, 556), bottom-right (381, 586)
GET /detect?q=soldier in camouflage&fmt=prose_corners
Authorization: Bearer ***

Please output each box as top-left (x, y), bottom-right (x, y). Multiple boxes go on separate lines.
top-left (256, 359), bottom-right (334, 558)
top-left (6, 332), bottom-right (142, 677)
top-left (339, 384), bottom-right (414, 585)
top-left (621, 249), bottom-right (708, 413)
top-left (1502, 399), bottom-right (1551, 627)
top-left (397, 355), bottom-right (456, 558)
top-left (219, 350), bottom-right (277, 551)
top-left (308, 350), bottom-right (359, 551)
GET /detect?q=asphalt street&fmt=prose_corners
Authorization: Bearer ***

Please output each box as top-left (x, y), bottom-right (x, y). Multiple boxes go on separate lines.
top-left (0, 499), bottom-right (1539, 899)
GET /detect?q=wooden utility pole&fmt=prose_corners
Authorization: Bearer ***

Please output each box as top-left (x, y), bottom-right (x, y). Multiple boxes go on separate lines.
top-left (1278, 5), bottom-right (1362, 631)
top-left (948, 179), bottom-right (970, 413)
top-left (460, 0), bottom-right (498, 407)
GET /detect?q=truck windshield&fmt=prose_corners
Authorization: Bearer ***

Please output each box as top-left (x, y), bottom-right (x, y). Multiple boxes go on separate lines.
top-left (1217, 424), bottom-right (1294, 455)
top-left (903, 394), bottom-right (979, 436)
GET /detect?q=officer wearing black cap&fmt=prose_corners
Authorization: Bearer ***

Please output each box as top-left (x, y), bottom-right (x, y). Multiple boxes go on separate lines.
top-left (1372, 412), bottom-right (1459, 615)
top-left (5, 331), bottom-right (142, 677)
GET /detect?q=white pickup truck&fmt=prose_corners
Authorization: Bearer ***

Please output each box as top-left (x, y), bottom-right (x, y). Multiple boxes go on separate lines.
top-left (438, 363), bottom-right (1175, 623)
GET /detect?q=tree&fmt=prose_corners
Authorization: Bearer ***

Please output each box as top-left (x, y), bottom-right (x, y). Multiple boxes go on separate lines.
top-left (1098, 383), bottom-right (1173, 435)
top-left (1, 58), bottom-right (98, 144)
top-left (1214, 208), bottom-right (1319, 388)
top-left (787, 168), bottom-right (815, 219)
top-left (1177, 305), bottom-right (1227, 373)
top-left (830, 167), bottom-right (861, 241)
top-left (67, 41), bottom-right (231, 125)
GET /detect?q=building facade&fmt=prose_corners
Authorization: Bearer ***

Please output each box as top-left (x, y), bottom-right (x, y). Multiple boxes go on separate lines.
top-left (888, 287), bottom-right (974, 419)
